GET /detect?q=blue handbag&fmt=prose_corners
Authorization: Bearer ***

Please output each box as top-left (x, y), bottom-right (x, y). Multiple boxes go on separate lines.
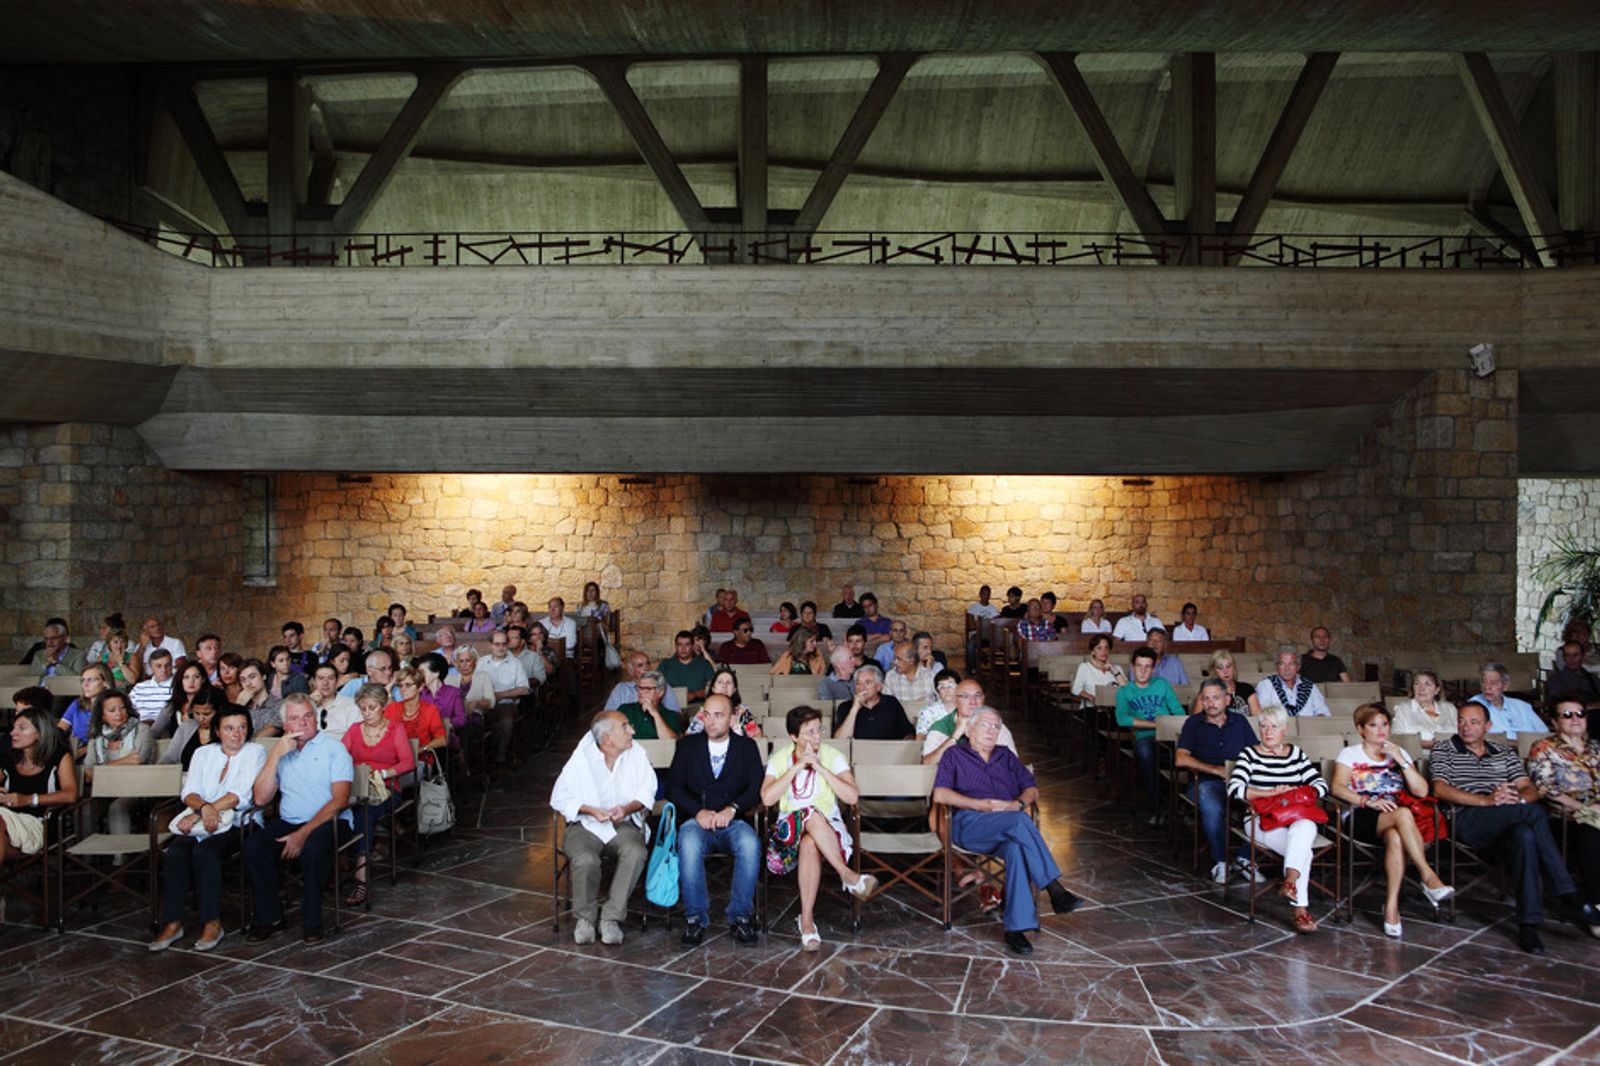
top-left (645, 802), bottom-right (680, 907)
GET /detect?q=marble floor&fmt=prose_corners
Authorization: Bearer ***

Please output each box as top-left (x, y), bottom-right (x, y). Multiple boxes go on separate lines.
top-left (3, 721), bottom-right (1600, 1065)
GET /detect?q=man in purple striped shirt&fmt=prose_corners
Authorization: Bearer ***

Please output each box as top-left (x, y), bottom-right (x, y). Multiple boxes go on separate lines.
top-left (933, 708), bottom-right (1079, 955)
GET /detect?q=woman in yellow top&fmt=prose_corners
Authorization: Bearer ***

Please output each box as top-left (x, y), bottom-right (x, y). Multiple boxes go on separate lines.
top-left (760, 705), bottom-right (878, 951)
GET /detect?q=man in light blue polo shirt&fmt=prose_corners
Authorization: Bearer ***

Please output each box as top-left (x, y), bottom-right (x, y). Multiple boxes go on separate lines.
top-left (1469, 663), bottom-right (1547, 739)
top-left (245, 693), bottom-right (353, 945)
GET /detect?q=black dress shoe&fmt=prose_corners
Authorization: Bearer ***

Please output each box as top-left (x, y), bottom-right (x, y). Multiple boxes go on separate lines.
top-left (730, 917), bottom-right (760, 946)
top-left (1004, 931), bottom-right (1034, 955)
top-left (1558, 895), bottom-right (1600, 932)
top-left (1519, 924), bottom-right (1546, 955)
top-left (1047, 883), bottom-right (1081, 916)
top-left (302, 927), bottom-right (325, 945)
top-left (245, 919), bottom-right (286, 943)
top-left (680, 922), bottom-right (706, 948)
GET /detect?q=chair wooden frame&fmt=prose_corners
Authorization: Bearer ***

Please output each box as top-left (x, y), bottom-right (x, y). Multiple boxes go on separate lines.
top-left (849, 763), bottom-right (943, 929)
top-left (57, 763), bottom-right (182, 930)
top-left (936, 795), bottom-right (1041, 929)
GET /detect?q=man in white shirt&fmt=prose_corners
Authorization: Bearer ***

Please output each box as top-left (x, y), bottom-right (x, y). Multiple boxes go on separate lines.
top-left (1254, 648), bottom-right (1330, 717)
top-left (312, 617), bottom-right (342, 661)
top-left (1111, 595), bottom-right (1163, 642)
top-left (480, 630), bottom-right (533, 764)
top-left (545, 597), bottom-right (579, 655)
top-left (883, 642), bottom-right (938, 709)
top-left (605, 649), bottom-right (682, 712)
top-left (308, 662), bottom-right (362, 737)
top-left (1171, 603), bottom-right (1210, 642)
top-left (1080, 598), bottom-right (1113, 634)
top-left (549, 710), bottom-right (655, 946)
top-left (139, 616), bottom-right (187, 670)
top-left (193, 633), bottom-right (223, 684)
top-left (1469, 663), bottom-right (1548, 739)
top-left (967, 586), bottom-right (1000, 621)
top-left (129, 648), bottom-right (176, 724)
top-left (505, 625), bottom-right (547, 685)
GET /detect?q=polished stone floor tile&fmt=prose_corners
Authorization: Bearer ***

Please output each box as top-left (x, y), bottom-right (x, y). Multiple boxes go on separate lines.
top-left (1138, 953), bottom-right (1375, 1028)
top-left (0, 1018), bottom-right (60, 1061)
top-left (1149, 1018), bottom-right (1463, 1063)
top-left (445, 891), bottom-right (555, 937)
top-left (0, 935), bottom-right (226, 1026)
top-left (630, 978), bottom-right (786, 1053)
top-left (960, 957), bottom-right (1158, 1025)
top-left (1387, 968), bottom-right (1600, 1049)
top-left (345, 1006), bottom-right (662, 1065)
top-left (1343, 1002), bottom-right (1559, 1065)
top-left (728, 996), bottom-right (875, 1065)
top-left (2, 1029), bottom-right (194, 1066)
top-left (832, 1009), bottom-right (1163, 1066)
top-left (381, 927), bottom-right (539, 974)
top-left (1051, 894), bottom-right (1286, 965)
top-left (445, 949), bottom-right (700, 1032)
top-left (790, 945), bottom-right (970, 1011)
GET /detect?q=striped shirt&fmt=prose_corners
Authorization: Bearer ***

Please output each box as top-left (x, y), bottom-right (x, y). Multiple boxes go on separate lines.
top-left (128, 678), bottom-right (173, 724)
top-left (1427, 734), bottom-right (1527, 796)
top-left (1227, 745), bottom-right (1329, 801)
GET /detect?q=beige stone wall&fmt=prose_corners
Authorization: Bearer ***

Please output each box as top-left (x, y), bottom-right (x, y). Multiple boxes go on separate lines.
top-left (1517, 478), bottom-right (1600, 657)
top-left (1, 371), bottom-right (1520, 674)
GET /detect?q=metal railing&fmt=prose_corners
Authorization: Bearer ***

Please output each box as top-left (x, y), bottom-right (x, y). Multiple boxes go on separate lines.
top-left (107, 221), bottom-right (1600, 269)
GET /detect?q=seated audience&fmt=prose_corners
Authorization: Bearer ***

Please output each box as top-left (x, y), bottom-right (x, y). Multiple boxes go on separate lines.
top-left (1, 706), bottom-right (79, 864)
top-left (833, 584), bottom-right (864, 618)
top-left (391, 632), bottom-right (417, 670)
top-left (312, 617), bottom-right (342, 661)
top-left (217, 652), bottom-right (243, 702)
top-left (526, 622), bottom-right (559, 683)
top-left (280, 621), bottom-right (317, 675)
top-left (669, 695), bottom-right (768, 947)
top-left (1329, 704), bottom-right (1451, 936)
top-left (192, 634), bottom-right (223, 686)
top-left (832, 664), bottom-right (911, 741)
top-left (577, 581), bottom-right (612, 625)
top-left (1015, 600), bottom-right (1057, 643)
top-left (706, 588), bottom-right (749, 633)
top-left (1194, 651), bottom-right (1259, 716)
top-left (883, 642), bottom-right (937, 709)
top-left (454, 645), bottom-right (495, 721)
top-left (923, 680), bottom-right (1016, 763)
top-left (771, 602), bottom-right (798, 633)
top-left (244, 694), bottom-right (354, 945)
top-left (343, 683), bottom-right (417, 906)
top-left (770, 626), bottom-right (826, 678)
top-left (340, 627), bottom-right (367, 672)
top-left (822, 624), bottom-right (871, 701)
top-left (1071, 634), bottom-right (1126, 699)
top-left (149, 704), bottom-right (266, 953)
top-left (685, 666), bottom-right (761, 737)
top-left (340, 646), bottom-right (396, 701)
top-left (60, 664), bottom-right (111, 749)
top-left (418, 653), bottom-right (467, 740)
top-left (487, 585), bottom-right (511, 623)
top-left (97, 627), bottom-right (142, 686)
top-left (912, 631), bottom-right (946, 672)
top-left (1147, 628), bottom-right (1188, 685)
top-left (161, 688), bottom-right (228, 770)
top-left (761, 704), bottom-right (878, 951)
top-left (478, 634), bottom-right (530, 766)
top-left (1547, 641), bottom-right (1600, 714)
top-left (1256, 648), bottom-right (1330, 718)
top-left (308, 661), bottom-right (361, 738)
top-left (857, 593), bottom-right (892, 647)
top-left (606, 650), bottom-right (683, 712)
top-left (138, 616), bottom-right (187, 671)
top-left (1039, 592), bottom-right (1062, 631)
top-left (84, 688), bottom-right (157, 839)
top-left (236, 658), bottom-right (282, 737)
top-left (997, 586), bottom-right (1027, 620)
top-left (385, 667), bottom-right (447, 756)
top-left (463, 600), bottom-right (496, 633)
top-left (503, 625), bottom-right (547, 686)
top-left (967, 586), bottom-right (1000, 623)
top-left (871, 619), bottom-right (911, 672)
top-left (933, 708), bottom-right (1079, 955)
top-left (153, 662), bottom-right (213, 739)
top-left (371, 615), bottom-right (396, 649)
top-left (388, 602), bottom-right (417, 642)
top-left (1177, 679), bottom-right (1259, 877)
top-left (129, 647), bottom-right (176, 725)
top-left (1227, 706), bottom-right (1327, 933)
top-left (1115, 648), bottom-right (1186, 822)
top-left (1430, 702), bottom-right (1591, 954)
top-left (660, 630), bottom-right (716, 700)
top-left (327, 646), bottom-right (361, 691)
top-left (1079, 598), bottom-right (1112, 634)
top-left (1528, 698), bottom-right (1600, 911)
top-left (431, 626), bottom-right (461, 668)
top-left (915, 668), bottom-right (962, 737)
top-left (266, 646), bottom-right (311, 700)
top-left (797, 602), bottom-right (834, 647)
top-left (83, 612), bottom-right (122, 664)
top-left (617, 670), bottom-right (682, 740)
top-left (1112, 594), bottom-right (1162, 641)
top-left (1388, 670), bottom-right (1457, 748)
top-left (1171, 602), bottom-right (1209, 642)
top-left (544, 597), bottom-right (579, 659)
top-left (551, 710), bottom-right (655, 946)
top-left (32, 621), bottom-right (86, 679)
top-left (1468, 663), bottom-right (1547, 739)
top-left (717, 619), bottom-right (771, 665)
top-left (1299, 626), bottom-right (1352, 685)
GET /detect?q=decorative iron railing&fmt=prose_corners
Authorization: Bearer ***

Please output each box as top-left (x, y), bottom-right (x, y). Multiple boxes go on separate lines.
top-left (106, 221), bottom-right (1600, 269)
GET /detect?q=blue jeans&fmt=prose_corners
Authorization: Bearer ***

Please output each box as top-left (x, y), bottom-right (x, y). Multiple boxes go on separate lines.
top-left (1134, 735), bottom-right (1160, 810)
top-left (678, 818), bottom-right (760, 926)
top-left (951, 809), bottom-right (1063, 932)
top-left (1189, 777), bottom-right (1241, 865)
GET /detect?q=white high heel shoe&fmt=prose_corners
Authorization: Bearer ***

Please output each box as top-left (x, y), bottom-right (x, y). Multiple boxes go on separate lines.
top-left (797, 917), bottom-right (822, 952)
top-left (1423, 883), bottom-right (1455, 908)
top-left (1383, 918), bottom-right (1403, 938)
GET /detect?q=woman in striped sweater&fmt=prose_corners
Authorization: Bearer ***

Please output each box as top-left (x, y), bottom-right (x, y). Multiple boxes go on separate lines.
top-left (1227, 706), bottom-right (1328, 933)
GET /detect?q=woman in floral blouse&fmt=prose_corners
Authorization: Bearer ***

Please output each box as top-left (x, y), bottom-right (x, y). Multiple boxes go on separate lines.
top-left (1528, 697), bottom-right (1600, 906)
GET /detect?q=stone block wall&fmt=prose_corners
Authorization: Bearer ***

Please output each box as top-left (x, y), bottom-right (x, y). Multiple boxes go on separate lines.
top-left (0, 370), bottom-right (1521, 674)
top-left (1517, 478), bottom-right (1600, 656)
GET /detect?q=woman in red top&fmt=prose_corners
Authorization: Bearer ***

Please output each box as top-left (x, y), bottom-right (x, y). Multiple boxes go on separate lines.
top-left (385, 667), bottom-right (447, 755)
top-left (342, 682), bottom-right (415, 905)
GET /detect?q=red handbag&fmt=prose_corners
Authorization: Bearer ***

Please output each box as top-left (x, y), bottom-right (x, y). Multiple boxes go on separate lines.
top-left (1395, 790), bottom-right (1448, 843)
top-left (1249, 785), bottom-right (1329, 830)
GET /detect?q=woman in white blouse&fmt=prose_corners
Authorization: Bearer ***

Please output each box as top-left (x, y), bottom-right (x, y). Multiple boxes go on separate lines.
top-left (149, 704), bottom-right (267, 953)
top-left (1079, 599), bottom-right (1113, 634)
top-left (1388, 670), bottom-right (1457, 749)
top-left (1072, 634), bottom-right (1126, 698)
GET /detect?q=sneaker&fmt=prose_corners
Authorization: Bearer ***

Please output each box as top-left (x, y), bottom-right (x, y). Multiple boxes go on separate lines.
top-left (599, 919), bottom-right (623, 946)
top-left (1233, 858), bottom-right (1266, 885)
top-left (730, 917), bottom-right (759, 946)
top-left (680, 921), bottom-right (706, 948)
top-left (573, 918), bottom-right (596, 945)
top-left (1210, 861), bottom-right (1228, 884)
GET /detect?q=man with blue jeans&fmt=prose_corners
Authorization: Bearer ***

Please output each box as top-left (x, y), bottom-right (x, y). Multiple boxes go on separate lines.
top-left (667, 695), bottom-right (765, 946)
top-left (1177, 678), bottom-right (1259, 885)
top-left (1115, 648), bottom-right (1186, 826)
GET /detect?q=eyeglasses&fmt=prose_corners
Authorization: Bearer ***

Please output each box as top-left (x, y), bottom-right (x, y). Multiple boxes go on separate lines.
top-left (638, 684), bottom-right (659, 692)
top-left (1560, 710), bottom-right (1588, 720)
top-left (398, 680), bottom-right (419, 690)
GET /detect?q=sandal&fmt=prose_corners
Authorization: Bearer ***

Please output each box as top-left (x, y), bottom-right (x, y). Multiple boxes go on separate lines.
top-left (343, 881), bottom-right (369, 907)
top-left (979, 886), bottom-right (1002, 913)
top-left (1293, 911), bottom-right (1317, 934)
top-left (1279, 877), bottom-right (1298, 902)
top-left (797, 917), bottom-right (822, 952)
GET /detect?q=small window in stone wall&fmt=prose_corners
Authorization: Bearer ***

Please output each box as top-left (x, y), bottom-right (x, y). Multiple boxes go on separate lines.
top-left (242, 474), bottom-right (275, 586)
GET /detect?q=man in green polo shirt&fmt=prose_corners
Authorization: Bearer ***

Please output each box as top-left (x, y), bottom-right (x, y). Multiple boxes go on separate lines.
top-left (921, 679), bottom-right (1017, 763)
top-left (658, 630), bottom-right (715, 704)
top-left (618, 670), bottom-right (683, 740)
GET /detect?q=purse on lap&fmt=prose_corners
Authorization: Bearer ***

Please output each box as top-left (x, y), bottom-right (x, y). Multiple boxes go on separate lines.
top-left (1248, 785), bottom-right (1329, 831)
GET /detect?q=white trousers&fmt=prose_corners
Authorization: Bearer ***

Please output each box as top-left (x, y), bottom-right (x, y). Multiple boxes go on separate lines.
top-left (1248, 818), bottom-right (1318, 906)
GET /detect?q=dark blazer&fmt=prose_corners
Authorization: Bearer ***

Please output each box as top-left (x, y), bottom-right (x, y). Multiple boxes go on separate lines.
top-left (665, 731), bottom-right (765, 824)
